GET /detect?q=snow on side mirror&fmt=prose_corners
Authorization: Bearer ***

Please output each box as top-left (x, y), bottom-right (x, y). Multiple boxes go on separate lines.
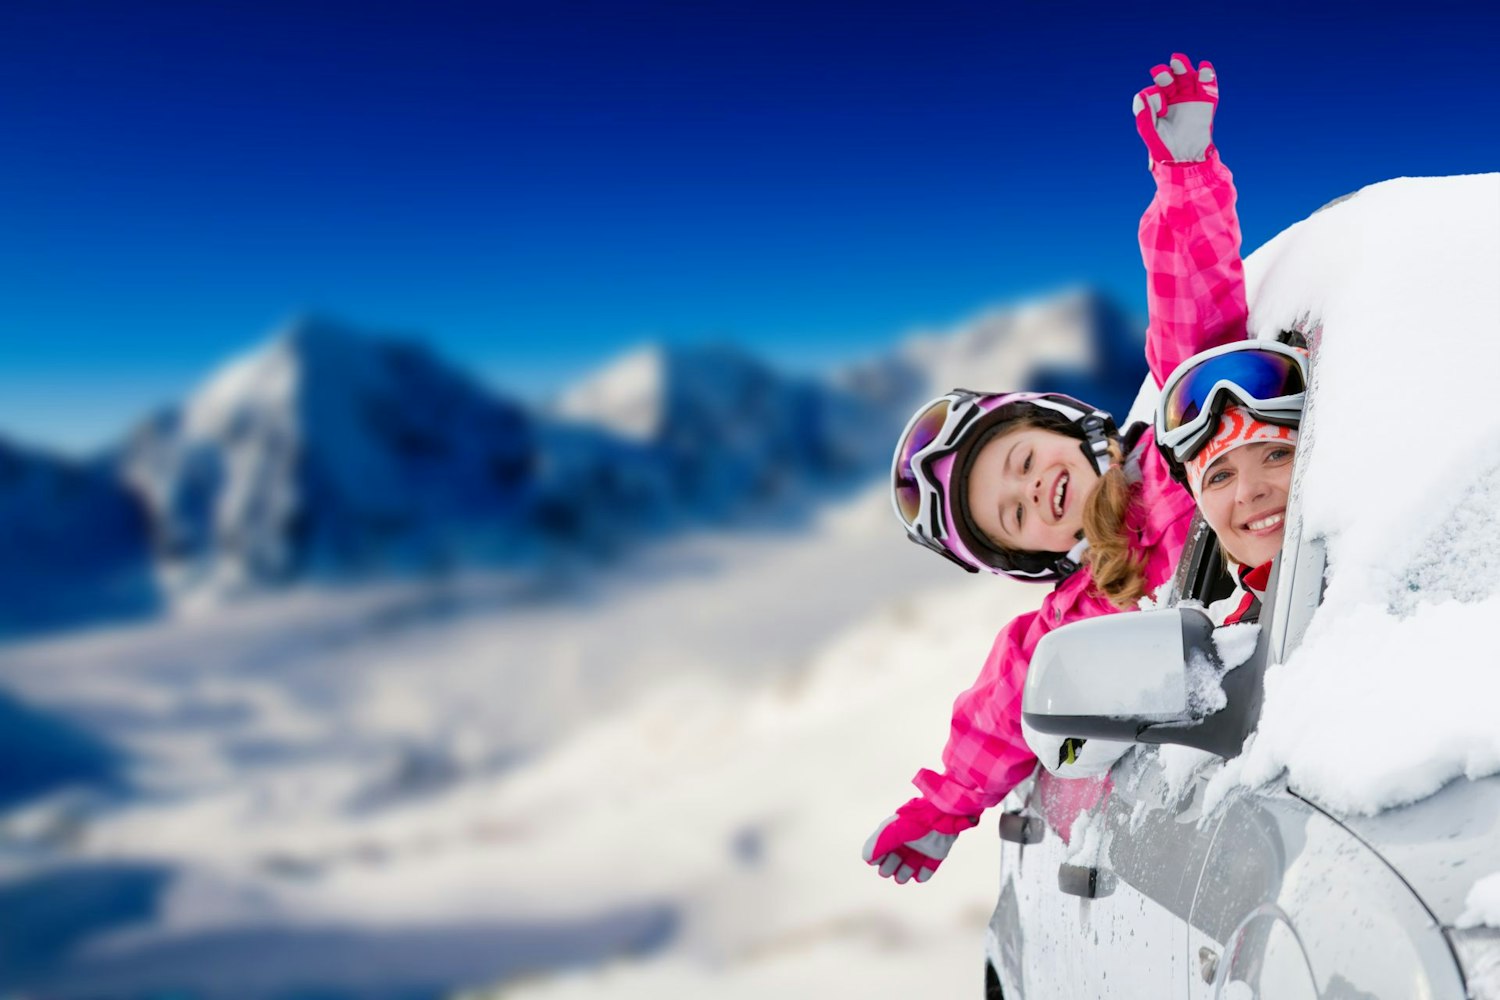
top-left (1022, 606), bottom-right (1227, 751)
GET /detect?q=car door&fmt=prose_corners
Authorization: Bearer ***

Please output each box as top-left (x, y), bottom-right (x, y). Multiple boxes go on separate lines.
top-left (991, 770), bottom-right (1101, 998)
top-left (1183, 777), bottom-right (1323, 1000)
top-left (994, 746), bottom-right (1219, 1000)
top-left (992, 514), bottom-right (1234, 1000)
top-left (1182, 771), bottom-right (1466, 1000)
top-left (1084, 747), bottom-right (1217, 1000)
top-left (1179, 439), bottom-right (1465, 1000)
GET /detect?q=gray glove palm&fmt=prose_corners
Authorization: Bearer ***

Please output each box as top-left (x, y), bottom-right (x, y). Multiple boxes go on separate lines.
top-left (1133, 52), bottom-right (1219, 164)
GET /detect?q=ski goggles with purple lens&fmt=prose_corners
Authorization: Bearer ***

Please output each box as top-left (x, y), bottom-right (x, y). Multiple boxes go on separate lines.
top-left (891, 390), bottom-right (985, 565)
top-left (1156, 341), bottom-right (1308, 466)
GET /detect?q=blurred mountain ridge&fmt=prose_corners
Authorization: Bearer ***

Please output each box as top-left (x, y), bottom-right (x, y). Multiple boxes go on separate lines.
top-left (0, 289), bottom-right (1144, 636)
top-left (123, 314), bottom-right (535, 602)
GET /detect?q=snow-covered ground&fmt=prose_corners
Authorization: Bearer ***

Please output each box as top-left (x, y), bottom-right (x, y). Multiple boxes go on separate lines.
top-left (0, 482), bottom-right (1041, 997)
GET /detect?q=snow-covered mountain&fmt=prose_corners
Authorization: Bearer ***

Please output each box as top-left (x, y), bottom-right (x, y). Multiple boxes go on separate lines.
top-left (552, 289), bottom-right (1146, 520)
top-left (4, 288), bottom-right (1143, 628)
top-left (836, 287), bottom-right (1147, 428)
top-left (554, 341), bottom-right (883, 516)
top-left (122, 317), bottom-right (535, 600)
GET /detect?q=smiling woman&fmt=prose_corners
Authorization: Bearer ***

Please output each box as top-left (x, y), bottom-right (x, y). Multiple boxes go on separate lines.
top-left (1154, 340), bottom-right (1309, 624)
top-left (1196, 436), bottom-right (1296, 567)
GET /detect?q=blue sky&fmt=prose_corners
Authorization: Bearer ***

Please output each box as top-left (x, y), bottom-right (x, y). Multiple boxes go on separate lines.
top-left (3, 0), bottom-right (1498, 453)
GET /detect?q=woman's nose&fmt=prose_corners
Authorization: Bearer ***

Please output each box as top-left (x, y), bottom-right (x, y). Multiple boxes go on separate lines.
top-left (1237, 473), bottom-right (1270, 504)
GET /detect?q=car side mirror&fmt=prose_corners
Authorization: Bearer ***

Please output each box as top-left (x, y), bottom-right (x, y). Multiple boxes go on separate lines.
top-left (1022, 607), bottom-right (1251, 759)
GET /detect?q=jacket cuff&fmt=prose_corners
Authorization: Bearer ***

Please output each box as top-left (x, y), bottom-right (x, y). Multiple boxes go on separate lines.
top-left (912, 767), bottom-right (991, 818)
top-left (1150, 145), bottom-right (1224, 186)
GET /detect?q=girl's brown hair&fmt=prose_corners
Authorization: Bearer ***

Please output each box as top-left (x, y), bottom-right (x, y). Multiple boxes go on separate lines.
top-left (1080, 440), bottom-right (1149, 610)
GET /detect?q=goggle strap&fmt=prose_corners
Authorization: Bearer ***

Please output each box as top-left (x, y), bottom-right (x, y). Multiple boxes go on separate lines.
top-left (1052, 537), bottom-right (1091, 578)
top-left (1079, 412), bottom-right (1114, 477)
top-left (1027, 396), bottom-right (1087, 422)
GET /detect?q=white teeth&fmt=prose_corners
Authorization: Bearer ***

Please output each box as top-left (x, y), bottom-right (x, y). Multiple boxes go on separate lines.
top-left (1052, 475), bottom-right (1067, 519)
top-left (1247, 512), bottom-right (1285, 532)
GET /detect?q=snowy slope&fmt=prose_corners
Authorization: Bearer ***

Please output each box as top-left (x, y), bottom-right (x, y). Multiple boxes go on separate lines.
top-left (0, 477), bottom-right (1036, 996)
top-left (0, 287), bottom-right (1141, 992)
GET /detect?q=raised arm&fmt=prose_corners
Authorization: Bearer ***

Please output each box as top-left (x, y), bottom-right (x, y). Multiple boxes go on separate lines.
top-left (1134, 54), bottom-right (1249, 385)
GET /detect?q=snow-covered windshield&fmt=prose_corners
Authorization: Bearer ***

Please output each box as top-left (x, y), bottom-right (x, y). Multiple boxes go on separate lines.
top-left (1209, 173), bottom-right (1500, 816)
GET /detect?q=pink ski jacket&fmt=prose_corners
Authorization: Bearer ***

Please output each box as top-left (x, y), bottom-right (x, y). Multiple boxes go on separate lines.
top-left (914, 149), bottom-right (1249, 817)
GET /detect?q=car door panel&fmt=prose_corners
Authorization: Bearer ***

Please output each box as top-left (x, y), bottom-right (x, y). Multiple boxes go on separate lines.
top-left (992, 770), bottom-right (1102, 999)
top-left (1187, 784), bottom-right (1466, 999)
top-left (994, 751), bottom-right (1220, 999)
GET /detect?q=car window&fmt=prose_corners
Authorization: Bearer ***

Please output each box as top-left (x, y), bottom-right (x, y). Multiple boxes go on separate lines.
top-left (1171, 512), bottom-right (1237, 608)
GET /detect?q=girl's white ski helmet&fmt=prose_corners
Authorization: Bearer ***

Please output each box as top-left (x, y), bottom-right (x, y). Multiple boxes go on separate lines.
top-left (891, 390), bottom-right (1118, 582)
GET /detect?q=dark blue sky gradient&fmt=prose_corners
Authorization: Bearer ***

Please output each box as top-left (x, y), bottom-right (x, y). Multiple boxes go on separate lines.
top-left (3, 0), bottom-right (1498, 451)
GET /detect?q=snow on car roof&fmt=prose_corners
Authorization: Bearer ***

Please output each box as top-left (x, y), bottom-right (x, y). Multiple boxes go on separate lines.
top-left (1208, 172), bottom-right (1500, 820)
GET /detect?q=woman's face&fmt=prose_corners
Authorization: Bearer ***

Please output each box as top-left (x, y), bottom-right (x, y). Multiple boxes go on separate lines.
top-left (965, 426), bottom-right (1101, 554)
top-left (1196, 441), bottom-right (1296, 568)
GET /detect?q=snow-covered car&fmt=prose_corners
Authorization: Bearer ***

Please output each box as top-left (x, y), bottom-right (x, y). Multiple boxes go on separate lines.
top-left (985, 172), bottom-right (1500, 1000)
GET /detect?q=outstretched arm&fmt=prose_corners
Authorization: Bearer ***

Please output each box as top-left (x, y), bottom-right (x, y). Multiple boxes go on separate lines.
top-left (862, 605), bottom-right (1048, 885)
top-left (913, 608), bottom-right (1046, 817)
top-left (1135, 54), bottom-right (1249, 385)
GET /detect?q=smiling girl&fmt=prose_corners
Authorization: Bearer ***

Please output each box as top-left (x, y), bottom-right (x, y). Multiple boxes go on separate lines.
top-left (864, 53), bottom-right (1255, 885)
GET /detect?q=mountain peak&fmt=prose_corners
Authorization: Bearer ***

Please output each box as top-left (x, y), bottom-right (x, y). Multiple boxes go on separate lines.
top-left (551, 342), bottom-right (670, 442)
top-left (271, 314), bottom-right (433, 372)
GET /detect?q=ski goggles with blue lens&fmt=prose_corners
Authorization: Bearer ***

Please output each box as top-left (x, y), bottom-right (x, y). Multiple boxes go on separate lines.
top-left (1156, 341), bottom-right (1308, 466)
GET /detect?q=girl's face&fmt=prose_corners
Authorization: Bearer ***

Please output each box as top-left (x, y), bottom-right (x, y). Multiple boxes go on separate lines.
top-left (1196, 441), bottom-right (1296, 568)
top-left (965, 426), bottom-right (1100, 554)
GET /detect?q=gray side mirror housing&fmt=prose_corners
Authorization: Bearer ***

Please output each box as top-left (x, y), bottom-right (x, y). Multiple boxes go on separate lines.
top-left (1022, 606), bottom-right (1256, 759)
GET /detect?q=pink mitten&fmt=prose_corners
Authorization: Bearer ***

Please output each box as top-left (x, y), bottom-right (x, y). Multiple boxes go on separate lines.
top-left (862, 797), bottom-right (979, 885)
top-left (1133, 52), bottom-right (1219, 164)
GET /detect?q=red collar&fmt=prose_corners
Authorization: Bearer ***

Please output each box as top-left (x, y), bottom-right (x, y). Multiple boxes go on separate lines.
top-left (1238, 561), bottom-right (1273, 593)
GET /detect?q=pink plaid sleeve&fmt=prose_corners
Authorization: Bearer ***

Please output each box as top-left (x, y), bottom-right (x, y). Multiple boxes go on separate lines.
top-left (1140, 147), bottom-right (1249, 385)
top-left (913, 609), bottom-right (1045, 816)
top-left (914, 579), bottom-right (1118, 816)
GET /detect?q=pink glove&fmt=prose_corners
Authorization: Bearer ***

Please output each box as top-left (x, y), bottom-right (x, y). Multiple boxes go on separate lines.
top-left (862, 797), bottom-right (979, 885)
top-left (1132, 52), bottom-right (1219, 164)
